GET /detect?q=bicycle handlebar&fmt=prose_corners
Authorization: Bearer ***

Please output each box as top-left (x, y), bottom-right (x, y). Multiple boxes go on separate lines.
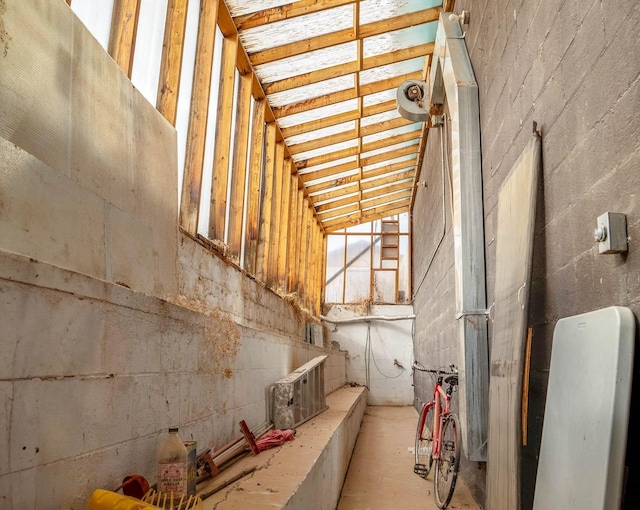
top-left (412, 361), bottom-right (457, 375)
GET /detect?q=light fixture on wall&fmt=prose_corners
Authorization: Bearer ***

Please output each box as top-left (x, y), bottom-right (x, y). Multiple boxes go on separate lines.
top-left (396, 79), bottom-right (430, 122)
top-left (449, 10), bottom-right (470, 25)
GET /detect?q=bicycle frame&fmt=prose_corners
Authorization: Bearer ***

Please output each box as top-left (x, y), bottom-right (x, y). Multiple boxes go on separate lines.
top-left (413, 363), bottom-right (461, 509)
top-left (419, 373), bottom-right (453, 460)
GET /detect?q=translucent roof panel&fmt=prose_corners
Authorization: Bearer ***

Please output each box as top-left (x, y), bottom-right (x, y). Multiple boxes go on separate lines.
top-left (363, 22), bottom-right (438, 57)
top-left (239, 5), bottom-right (354, 53)
top-left (361, 139), bottom-right (420, 160)
top-left (363, 89), bottom-right (397, 108)
top-left (359, 0), bottom-right (442, 24)
top-left (256, 42), bottom-right (357, 84)
top-left (363, 124), bottom-right (422, 144)
top-left (360, 57), bottom-right (425, 85)
top-left (225, 0), bottom-right (446, 229)
top-left (278, 99), bottom-right (359, 129)
top-left (293, 138), bottom-right (360, 162)
top-left (225, 1), bottom-right (293, 17)
top-left (363, 155), bottom-right (416, 172)
top-left (267, 75), bottom-right (354, 108)
top-left (286, 121), bottom-right (356, 147)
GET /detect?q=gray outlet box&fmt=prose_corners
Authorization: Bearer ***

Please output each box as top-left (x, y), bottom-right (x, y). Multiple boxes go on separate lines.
top-left (594, 212), bottom-right (628, 254)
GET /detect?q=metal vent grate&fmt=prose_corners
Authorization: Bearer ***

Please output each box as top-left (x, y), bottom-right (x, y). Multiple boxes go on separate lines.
top-left (272, 356), bottom-right (328, 430)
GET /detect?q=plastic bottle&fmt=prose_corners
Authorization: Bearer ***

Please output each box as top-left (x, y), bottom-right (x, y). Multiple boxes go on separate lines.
top-left (156, 427), bottom-right (188, 496)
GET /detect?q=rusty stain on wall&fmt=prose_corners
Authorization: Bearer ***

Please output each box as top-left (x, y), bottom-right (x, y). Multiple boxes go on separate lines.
top-left (0, 0), bottom-right (12, 57)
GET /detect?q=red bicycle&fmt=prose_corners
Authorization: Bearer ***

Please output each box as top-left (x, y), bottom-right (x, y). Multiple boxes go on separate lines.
top-left (412, 362), bottom-right (461, 509)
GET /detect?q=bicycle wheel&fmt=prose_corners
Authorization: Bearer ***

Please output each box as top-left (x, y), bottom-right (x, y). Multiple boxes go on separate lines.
top-left (414, 402), bottom-right (435, 478)
top-left (434, 413), bottom-right (461, 509)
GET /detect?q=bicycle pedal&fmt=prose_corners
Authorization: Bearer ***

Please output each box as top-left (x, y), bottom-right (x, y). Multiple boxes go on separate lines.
top-left (414, 464), bottom-right (429, 476)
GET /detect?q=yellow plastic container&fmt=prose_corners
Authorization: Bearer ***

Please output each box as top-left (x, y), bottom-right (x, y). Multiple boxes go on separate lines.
top-left (88, 489), bottom-right (159, 510)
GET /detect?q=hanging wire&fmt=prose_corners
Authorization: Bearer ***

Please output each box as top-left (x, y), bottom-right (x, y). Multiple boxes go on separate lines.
top-left (364, 323), bottom-right (405, 382)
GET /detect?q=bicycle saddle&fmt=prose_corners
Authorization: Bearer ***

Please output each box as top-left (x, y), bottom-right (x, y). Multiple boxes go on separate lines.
top-left (444, 374), bottom-right (458, 386)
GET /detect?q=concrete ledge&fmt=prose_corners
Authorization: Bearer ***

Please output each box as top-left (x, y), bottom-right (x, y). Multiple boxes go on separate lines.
top-left (201, 385), bottom-right (367, 510)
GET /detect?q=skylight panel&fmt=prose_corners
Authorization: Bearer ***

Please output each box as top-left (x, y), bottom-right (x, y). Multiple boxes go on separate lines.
top-left (255, 42), bottom-right (357, 84)
top-left (359, 0), bottom-right (442, 24)
top-left (278, 99), bottom-right (358, 129)
top-left (239, 5), bottom-right (353, 53)
top-left (286, 121), bottom-right (356, 147)
top-left (267, 75), bottom-right (354, 107)
top-left (225, 0), bottom-right (293, 17)
top-left (363, 22), bottom-right (438, 57)
top-left (360, 57), bottom-right (424, 85)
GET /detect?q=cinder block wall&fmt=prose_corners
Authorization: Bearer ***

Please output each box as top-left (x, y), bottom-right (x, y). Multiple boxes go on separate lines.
top-left (0, 1), bottom-right (346, 508)
top-left (413, 1), bottom-right (640, 507)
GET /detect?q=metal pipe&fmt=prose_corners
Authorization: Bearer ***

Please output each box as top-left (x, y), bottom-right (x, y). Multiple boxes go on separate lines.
top-left (320, 314), bottom-right (415, 325)
top-left (428, 14), bottom-right (489, 462)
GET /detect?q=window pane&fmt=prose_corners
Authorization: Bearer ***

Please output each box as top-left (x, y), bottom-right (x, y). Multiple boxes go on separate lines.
top-left (131, 0), bottom-right (168, 106)
top-left (344, 235), bottom-right (371, 302)
top-left (398, 235), bottom-right (410, 303)
top-left (373, 270), bottom-right (396, 303)
top-left (325, 236), bottom-right (346, 302)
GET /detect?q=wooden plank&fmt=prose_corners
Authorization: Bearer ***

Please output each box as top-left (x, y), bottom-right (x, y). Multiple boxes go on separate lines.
top-left (289, 125), bottom-right (421, 159)
top-left (209, 34), bottom-right (238, 242)
top-left (277, 161), bottom-right (293, 289)
top-left (296, 146), bottom-right (359, 170)
top-left (360, 117), bottom-right (416, 138)
top-left (324, 203), bottom-right (409, 232)
top-left (486, 133), bottom-right (541, 510)
top-left (108, 0), bottom-right (141, 78)
top-left (250, 28), bottom-right (355, 66)
top-left (243, 100), bottom-right (266, 273)
top-left (156, 0), bottom-right (189, 126)
top-left (359, 9), bottom-right (439, 38)
top-left (256, 122), bottom-right (277, 282)
top-left (301, 158), bottom-right (414, 185)
top-left (281, 100), bottom-right (395, 139)
top-left (294, 190), bottom-right (306, 294)
top-left (288, 128), bottom-right (358, 156)
top-left (289, 123), bottom-right (418, 158)
top-left (522, 326), bottom-right (533, 447)
top-left (264, 42), bottom-right (434, 95)
top-left (317, 189), bottom-right (412, 221)
top-left (179, 0), bottom-right (219, 235)
top-left (268, 142), bottom-right (286, 286)
top-left (281, 109), bottom-right (359, 139)
top-left (320, 235), bottom-right (328, 308)
top-left (310, 171), bottom-right (413, 204)
top-left (273, 71), bottom-right (421, 118)
top-left (286, 178), bottom-right (300, 292)
top-left (360, 145), bottom-right (417, 167)
top-left (227, 72), bottom-right (253, 259)
top-left (234, 0), bottom-right (354, 30)
top-left (311, 224), bottom-right (321, 314)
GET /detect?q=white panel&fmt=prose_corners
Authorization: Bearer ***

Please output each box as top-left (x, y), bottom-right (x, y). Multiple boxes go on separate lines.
top-left (70, 0), bottom-right (114, 50)
top-left (486, 133), bottom-right (541, 509)
top-left (131, 0), bottom-right (168, 106)
top-left (533, 306), bottom-right (635, 510)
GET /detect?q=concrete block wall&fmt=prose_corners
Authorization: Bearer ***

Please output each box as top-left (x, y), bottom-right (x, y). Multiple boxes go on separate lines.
top-left (323, 304), bottom-right (415, 405)
top-left (0, 1), bottom-right (346, 508)
top-left (413, 1), bottom-right (640, 507)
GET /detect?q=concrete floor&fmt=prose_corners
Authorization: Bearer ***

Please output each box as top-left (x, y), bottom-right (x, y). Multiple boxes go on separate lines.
top-left (337, 406), bottom-right (481, 510)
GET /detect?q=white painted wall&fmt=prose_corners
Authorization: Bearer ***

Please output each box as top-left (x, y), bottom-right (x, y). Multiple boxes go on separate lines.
top-left (0, 2), bottom-right (346, 508)
top-left (323, 305), bottom-right (415, 405)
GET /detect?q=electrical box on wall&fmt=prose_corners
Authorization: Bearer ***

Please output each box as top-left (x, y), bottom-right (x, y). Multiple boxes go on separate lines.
top-left (594, 212), bottom-right (628, 254)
